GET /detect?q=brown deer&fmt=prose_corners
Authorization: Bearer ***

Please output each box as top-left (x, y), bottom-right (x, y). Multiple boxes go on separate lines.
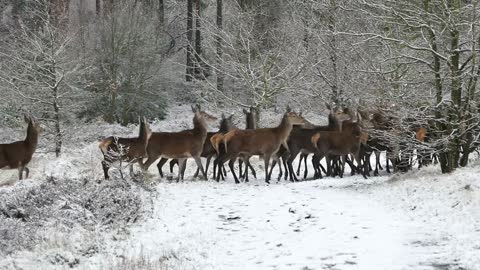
top-left (311, 118), bottom-right (368, 179)
top-left (283, 104), bottom-right (352, 182)
top-left (0, 115), bottom-right (42, 180)
top-left (157, 113), bottom-right (235, 179)
top-left (142, 104), bottom-right (217, 181)
top-left (99, 117), bottom-right (152, 180)
top-left (215, 110), bottom-right (305, 184)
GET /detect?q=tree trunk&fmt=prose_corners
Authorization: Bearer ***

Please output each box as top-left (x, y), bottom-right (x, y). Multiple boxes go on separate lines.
top-left (328, 0), bottom-right (339, 105)
top-left (158, 0), bottom-right (164, 27)
top-left (53, 85), bottom-right (62, 157)
top-left (194, 0), bottom-right (204, 79)
top-left (96, 0), bottom-right (100, 16)
top-left (186, 0), bottom-right (194, 81)
top-left (216, 0), bottom-right (224, 92)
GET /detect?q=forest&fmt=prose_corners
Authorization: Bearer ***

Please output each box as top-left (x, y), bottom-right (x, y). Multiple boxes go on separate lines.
top-left (0, 0), bottom-right (478, 173)
top-left (0, 1), bottom-right (479, 269)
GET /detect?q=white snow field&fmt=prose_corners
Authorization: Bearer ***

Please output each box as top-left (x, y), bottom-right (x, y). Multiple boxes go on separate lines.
top-left (102, 163), bottom-right (479, 270)
top-left (1, 106), bottom-right (479, 270)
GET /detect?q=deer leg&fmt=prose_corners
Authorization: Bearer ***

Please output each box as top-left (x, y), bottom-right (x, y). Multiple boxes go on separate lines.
top-left (374, 151), bottom-right (380, 176)
top-left (180, 159), bottom-right (187, 180)
top-left (296, 155), bottom-right (303, 176)
top-left (354, 153), bottom-right (367, 179)
top-left (228, 158), bottom-right (240, 184)
top-left (24, 167), bottom-right (30, 179)
top-left (247, 161), bottom-right (256, 179)
top-left (156, 158), bottom-right (168, 178)
top-left (193, 156), bottom-right (207, 180)
top-left (287, 148), bottom-right (299, 182)
top-left (169, 159), bottom-right (177, 173)
top-left (377, 151), bottom-right (384, 170)
top-left (264, 154), bottom-right (271, 184)
top-left (222, 165), bottom-right (227, 179)
top-left (213, 157), bottom-right (220, 182)
top-left (18, 166), bottom-right (24, 180)
top-left (205, 155), bottom-right (212, 176)
top-left (303, 154), bottom-right (309, 180)
top-left (269, 158), bottom-right (277, 181)
top-left (312, 155), bottom-right (321, 179)
top-left (142, 156), bottom-right (158, 172)
top-left (101, 160), bottom-right (110, 180)
top-left (244, 159), bottom-right (250, 183)
top-left (129, 163), bottom-right (135, 178)
top-left (176, 158), bottom-right (187, 182)
top-left (386, 157), bottom-right (391, 173)
top-left (277, 157), bottom-right (283, 181)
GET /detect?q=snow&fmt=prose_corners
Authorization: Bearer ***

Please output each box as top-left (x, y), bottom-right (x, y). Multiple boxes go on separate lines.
top-left (1, 106), bottom-right (479, 270)
top-left (103, 164), bottom-right (479, 270)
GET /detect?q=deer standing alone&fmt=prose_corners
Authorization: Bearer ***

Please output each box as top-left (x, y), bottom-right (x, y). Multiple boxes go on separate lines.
top-left (99, 117), bottom-right (152, 180)
top-left (0, 115), bottom-right (42, 180)
top-left (142, 104), bottom-right (217, 181)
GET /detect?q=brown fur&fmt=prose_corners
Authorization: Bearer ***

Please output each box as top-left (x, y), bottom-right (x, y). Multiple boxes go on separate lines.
top-left (217, 111), bottom-right (305, 183)
top-left (312, 121), bottom-right (367, 178)
top-left (416, 127), bottom-right (427, 142)
top-left (100, 117), bottom-right (152, 180)
top-left (0, 115), bottom-right (42, 180)
top-left (142, 105), bottom-right (217, 180)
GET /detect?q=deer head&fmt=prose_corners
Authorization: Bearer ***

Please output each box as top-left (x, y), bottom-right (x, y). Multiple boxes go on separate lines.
top-left (24, 114), bottom-right (42, 134)
top-left (219, 113), bottom-right (235, 132)
top-left (191, 104), bottom-right (218, 124)
top-left (285, 111), bottom-right (305, 126)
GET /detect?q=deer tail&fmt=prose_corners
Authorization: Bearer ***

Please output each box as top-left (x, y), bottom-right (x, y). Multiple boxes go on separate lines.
top-left (311, 133), bottom-right (321, 149)
top-left (360, 132), bottom-right (369, 145)
top-left (99, 137), bottom-right (113, 154)
top-left (416, 127), bottom-right (427, 142)
top-left (210, 133), bottom-right (223, 154)
top-left (222, 129), bottom-right (239, 153)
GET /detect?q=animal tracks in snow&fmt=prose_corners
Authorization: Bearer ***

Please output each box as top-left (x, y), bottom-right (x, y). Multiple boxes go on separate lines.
top-left (115, 179), bottom-right (471, 270)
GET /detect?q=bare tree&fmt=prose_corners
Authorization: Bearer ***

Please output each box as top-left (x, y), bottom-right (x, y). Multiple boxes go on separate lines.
top-left (216, 0), bottom-right (224, 92)
top-left (0, 0), bottom-right (78, 157)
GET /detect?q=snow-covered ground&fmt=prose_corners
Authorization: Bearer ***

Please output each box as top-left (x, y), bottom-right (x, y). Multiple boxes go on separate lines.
top-left (89, 162), bottom-right (478, 270)
top-left (1, 106), bottom-right (479, 270)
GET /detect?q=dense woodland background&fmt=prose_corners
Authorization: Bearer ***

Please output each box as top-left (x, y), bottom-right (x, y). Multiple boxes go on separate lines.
top-left (0, 0), bottom-right (479, 174)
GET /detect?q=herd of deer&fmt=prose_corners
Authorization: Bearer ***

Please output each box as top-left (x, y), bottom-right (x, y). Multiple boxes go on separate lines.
top-left (0, 104), bottom-right (432, 183)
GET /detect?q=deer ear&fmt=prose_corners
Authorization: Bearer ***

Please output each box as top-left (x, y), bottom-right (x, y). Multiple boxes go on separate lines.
top-left (221, 113), bottom-right (226, 119)
top-left (191, 105), bottom-right (197, 113)
top-left (286, 105), bottom-right (291, 112)
top-left (325, 102), bottom-right (331, 110)
top-left (243, 108), bottom-right (248, 114)
top-left (196, 104), bottom-right (201, 110)
top-left (229, 114), bottom-right (234, 120)
top-left (24, 114), bottom-right (31, 123)
top-left (250, 106), bottom-right (254, 112)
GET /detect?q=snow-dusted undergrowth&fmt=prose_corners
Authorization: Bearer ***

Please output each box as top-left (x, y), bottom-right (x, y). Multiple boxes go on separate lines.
top-left (1, 106), bottom-right (479, 269)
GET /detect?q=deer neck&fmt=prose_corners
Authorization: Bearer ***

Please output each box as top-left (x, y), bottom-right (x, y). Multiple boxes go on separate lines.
top-left (193, 115), bottom-right (208, 137)
top-left (275, 115), bottom-right (293, 142)
top-left (327, 114), bottom-right (339, 130)
top-left (138, 123), bottom-right (149, 144)
top-left (25, 124), bottom-right (39, 150)
top-left (246, 115), bottom-right (256, 129)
